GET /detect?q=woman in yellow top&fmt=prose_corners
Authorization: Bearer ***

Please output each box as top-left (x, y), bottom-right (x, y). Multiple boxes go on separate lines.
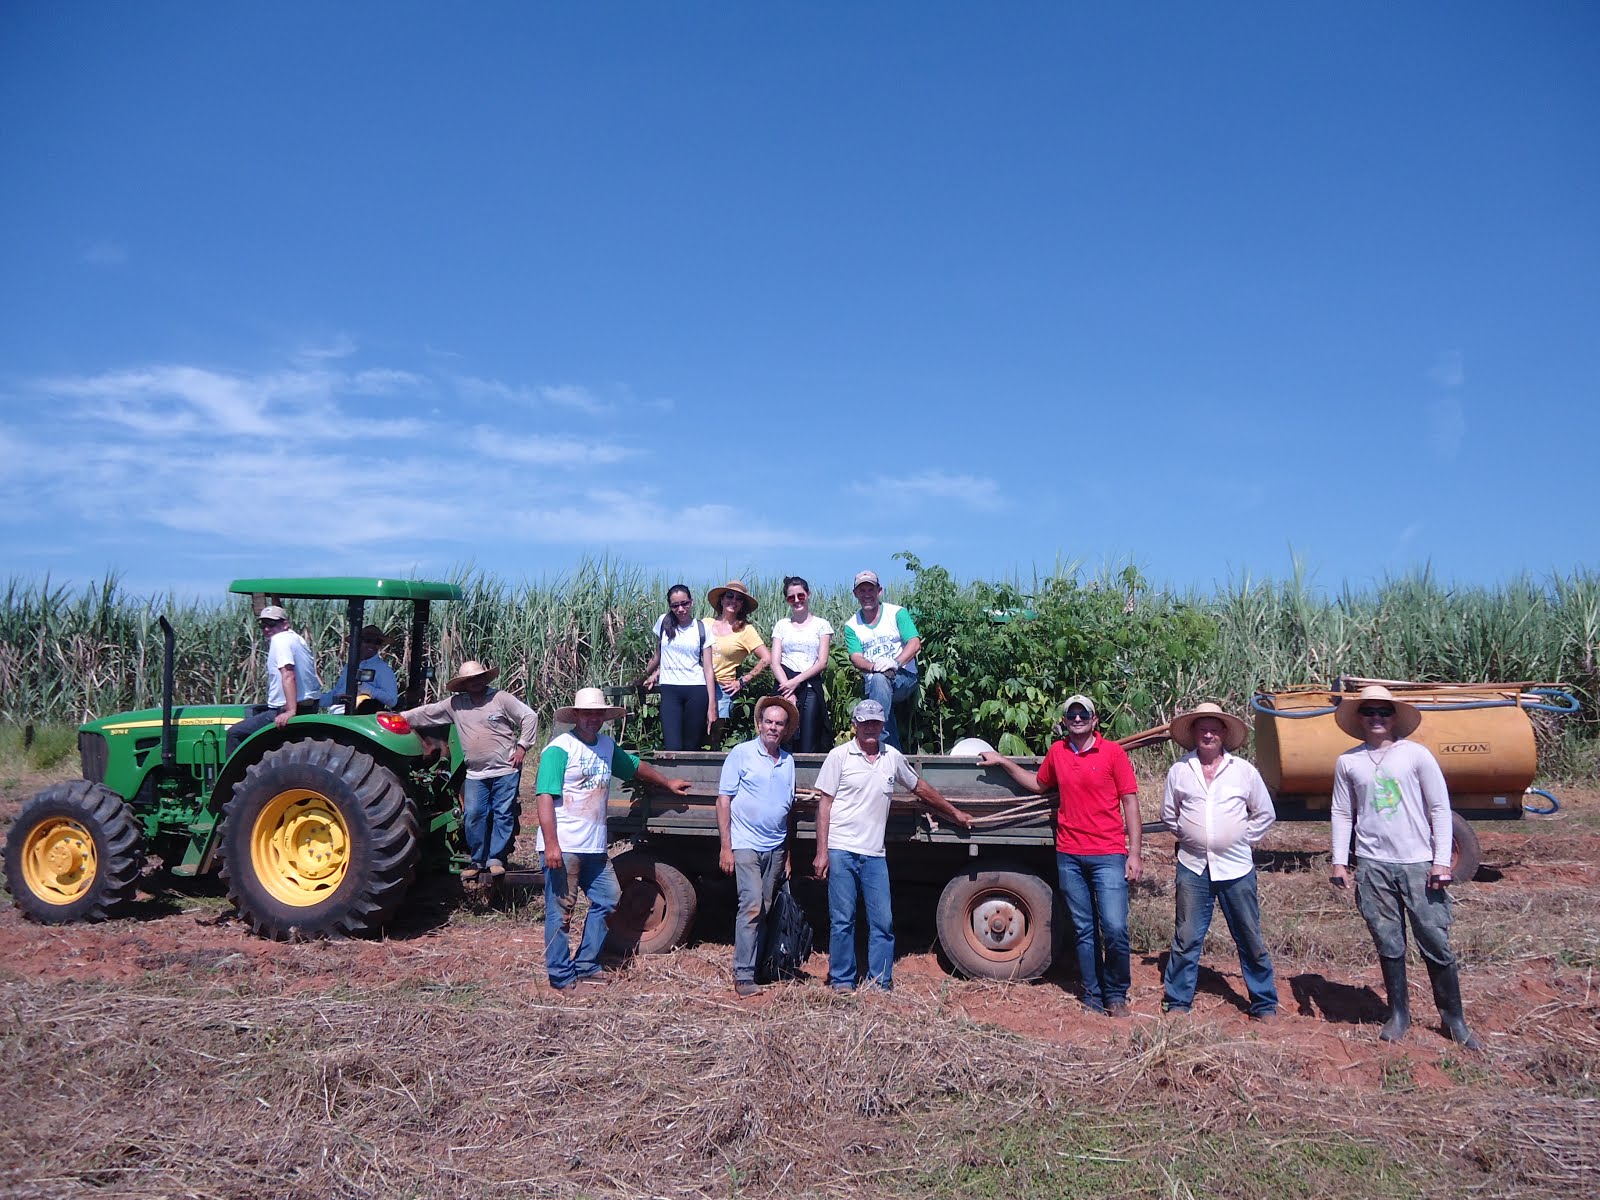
top-left (706, 579), bottom-right (771, 744)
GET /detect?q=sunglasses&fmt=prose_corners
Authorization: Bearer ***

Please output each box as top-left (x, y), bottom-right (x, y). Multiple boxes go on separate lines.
top-left (1065, 709), bottom-right (1093, 721)
top-left (786, 593), bottom-right (807, 603)
top-left (668, 600), bottom-right (693, 609)
top-left (1358, 706), bottom-right (1396, 718)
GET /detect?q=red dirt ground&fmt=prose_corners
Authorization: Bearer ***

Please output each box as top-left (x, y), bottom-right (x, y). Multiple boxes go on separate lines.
top-left (3, 775), bottom-right (1596, 1099)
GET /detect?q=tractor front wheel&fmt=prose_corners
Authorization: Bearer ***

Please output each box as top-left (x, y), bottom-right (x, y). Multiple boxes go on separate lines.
top-left (220, 741), bottom-right (419, 940)
top-left (3, 781), bottom-right (143, 924)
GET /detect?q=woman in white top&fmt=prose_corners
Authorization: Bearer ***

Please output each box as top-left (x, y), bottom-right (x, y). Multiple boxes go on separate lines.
top-left (639, 583), bottom-right (716, 751)
top-left (771, 575), bottom-right (834, 753)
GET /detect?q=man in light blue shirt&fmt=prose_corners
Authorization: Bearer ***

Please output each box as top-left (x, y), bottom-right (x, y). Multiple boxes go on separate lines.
top-left (717, 694), bottom-right (800, 997)
top-left (322, 624), bottom-right (399, 712)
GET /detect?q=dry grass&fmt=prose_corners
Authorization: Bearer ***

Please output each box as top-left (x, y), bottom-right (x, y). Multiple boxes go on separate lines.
top-left (2, 957), bottom-right (1596, 1200)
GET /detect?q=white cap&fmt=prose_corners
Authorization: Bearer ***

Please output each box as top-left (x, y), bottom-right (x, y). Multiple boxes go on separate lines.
top-left (259, 605), bottom-right (288, 622)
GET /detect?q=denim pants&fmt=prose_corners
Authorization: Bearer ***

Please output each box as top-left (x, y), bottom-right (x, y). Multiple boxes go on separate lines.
top-left (461, 770), bottom-right (520, 867)
top-left (788, 675), bottom-right (830, 754)
top-left (733, 847), bottom-right (787, 983)
top-left (541, 851), bottom-right (620, 988)
top-left (1056, 852), bottom-right (1131, 1009)
top-left (827, 849), bottom-right (894, 989)
top-left (658, 683), bottom-right (710, 751)
top-left (1162, 863), bottom-right (1278, 1015)
top-left (861, 669), bottom-right (917, 751)
top-left (1354, 857), bottom-right (1457, 967)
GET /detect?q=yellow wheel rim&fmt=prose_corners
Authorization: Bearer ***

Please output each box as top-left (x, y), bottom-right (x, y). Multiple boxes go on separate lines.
top-left (20, 817), bottom-right (98, 905)
top-left (249, 789), bottom-right (351, 907)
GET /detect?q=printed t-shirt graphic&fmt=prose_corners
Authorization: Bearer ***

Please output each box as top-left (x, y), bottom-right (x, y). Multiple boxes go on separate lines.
top-left (534, 731), bottom-right (639, 854)
top-left (843, 603), bottom-right (919, 674)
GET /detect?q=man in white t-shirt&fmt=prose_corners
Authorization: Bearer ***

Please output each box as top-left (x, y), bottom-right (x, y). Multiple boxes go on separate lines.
top-left (534, 688), bottom-right (692, 991)
top-left (1330, 685), bottom-right (1482, 1049)
top-left (812, 699), bottom-right (974, 991)
top-left (225, 604), bottom-right (323, 757)
top-left (842, 569), bottom-right (921, 751)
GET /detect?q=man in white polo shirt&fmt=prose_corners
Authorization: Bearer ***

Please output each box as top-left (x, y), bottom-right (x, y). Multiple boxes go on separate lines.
top-left (812, 699), bottom-right (974, 992)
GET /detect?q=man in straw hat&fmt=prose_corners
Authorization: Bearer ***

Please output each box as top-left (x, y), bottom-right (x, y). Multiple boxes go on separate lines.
top-left (1330, 685), bottom-right (1483, 1049)
top-left (397, 661), bottom-right (538, 881)
top-left (1160, 702), bottom-right (1279, 1019)
top-left (813, 699), bottom-right (974, 992)
top-left (321, 624), bottom-right (399, 713)
top-left (843, 569), bottom-right (921, 751)
top-left (717, 694), bottom-right (802, 998)
top-left (534, 688), bottom-right (693, 991)
top-left (979, 693), bottom-right (1141, 1014)
top-left (225, 604), bottom-right (323, 757)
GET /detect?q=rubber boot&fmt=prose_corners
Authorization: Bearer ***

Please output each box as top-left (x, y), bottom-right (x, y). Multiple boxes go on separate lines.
top-left (1378, 956), bottom-right (1410, 1043)
top-left (1426, 959), bottom-right (1484, 1050)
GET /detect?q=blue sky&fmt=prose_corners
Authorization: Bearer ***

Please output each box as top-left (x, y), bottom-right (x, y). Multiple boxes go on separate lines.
top-left (2, 2), bottom-right (1595, 601)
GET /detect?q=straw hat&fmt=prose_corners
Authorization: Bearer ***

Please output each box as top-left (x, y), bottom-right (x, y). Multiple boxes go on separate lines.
top-left (706, 579), bottom-right (758, 614)
top-left (1334, 684), bottom-right (1422, 740)
top-left (1169, 702), bottom-right (1249, 751)
top-left (356, 624), bottom-right (391, 648)
top-left (555, 686), bottom-right (626, 724)
top-left (754, 694), bottom-right (799, 731)
top-left (446, 660), bottom-right (499, 691)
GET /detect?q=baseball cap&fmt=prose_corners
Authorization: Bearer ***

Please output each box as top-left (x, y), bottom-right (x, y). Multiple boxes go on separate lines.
top-left (1062, 693), bottom-right (1096, 717)
top-left (259, 605), bottom-right (288, 623)
top-left (850, 699), bottom-right (887, 723)
top-left (852, 570), bottom-right (880, 589)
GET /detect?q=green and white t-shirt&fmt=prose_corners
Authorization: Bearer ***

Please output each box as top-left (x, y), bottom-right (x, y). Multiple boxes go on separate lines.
top-left (533, 731), bottom-right (639, 854)
top-left (843, 603), bottom-right (919, 676)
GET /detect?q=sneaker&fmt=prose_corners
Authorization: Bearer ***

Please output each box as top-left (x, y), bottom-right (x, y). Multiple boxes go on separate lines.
top-left (1250, 1009), bottom-right (1279, 1023)
top-left (487, 859), bottom-right (506, 878)
top-left (828, 984), bottom-right (854, 995)
top-left (734, 981), bottom-right (761, 998)
top-left (1161, 1003), bottom-right (1191, 1016)
top-left (460, 864), bottom-right (483, 880)
top-left (1106, 999), bottom-right (1130, 1017)
top-left (575, 972), bottom-right (610, 989)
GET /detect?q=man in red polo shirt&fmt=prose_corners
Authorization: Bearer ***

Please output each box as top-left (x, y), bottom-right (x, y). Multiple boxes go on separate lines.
top-left (979, 693), bottom-right (1141, 1013)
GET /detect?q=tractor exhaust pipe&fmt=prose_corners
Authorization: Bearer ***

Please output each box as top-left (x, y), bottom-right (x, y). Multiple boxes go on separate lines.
top-left (158, 615), bottom-right (176, 769)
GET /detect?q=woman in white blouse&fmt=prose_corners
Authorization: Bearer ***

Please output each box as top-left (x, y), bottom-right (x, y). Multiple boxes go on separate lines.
top-left (770, 575), bottom-right (834, 752)
top-left (639, 583), bottom-right (716, 750)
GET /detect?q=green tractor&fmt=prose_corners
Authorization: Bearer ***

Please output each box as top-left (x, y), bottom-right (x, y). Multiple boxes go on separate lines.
top-left (3, 577), bottom-right (471, 939)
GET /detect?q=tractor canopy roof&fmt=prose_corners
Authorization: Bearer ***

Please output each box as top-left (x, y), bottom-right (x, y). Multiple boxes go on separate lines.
top-left (228, 577), bottom-right (464, 602)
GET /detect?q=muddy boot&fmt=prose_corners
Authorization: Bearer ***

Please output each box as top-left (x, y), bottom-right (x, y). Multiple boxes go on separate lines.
top-left (1378, 956), bottom-right (1410, 1043)
top-left (1426, 959), bottom-right (1484, 1050)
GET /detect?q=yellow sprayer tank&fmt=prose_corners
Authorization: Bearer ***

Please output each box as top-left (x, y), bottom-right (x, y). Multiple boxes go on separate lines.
top-left (1253, 684), bottom-right (1543, 816)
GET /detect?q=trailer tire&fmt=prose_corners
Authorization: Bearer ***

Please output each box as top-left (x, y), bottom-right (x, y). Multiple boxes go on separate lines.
top-left (936, 864), bottom-right (1057, 982)
top-left (3, 781), bottom-right (142, 924)
top-left (606, 850), bottom-right (696, 955)
top-left (220, 740), bottom-right (419, 940)
top-left (1450, 812), bottom-right (1481, 883)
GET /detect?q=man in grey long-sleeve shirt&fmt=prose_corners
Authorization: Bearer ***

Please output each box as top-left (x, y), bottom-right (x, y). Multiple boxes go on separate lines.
top-left (399, 660), bottom-right (538, 880)
top-left (1329, 685), bottom-right (1481, 1049)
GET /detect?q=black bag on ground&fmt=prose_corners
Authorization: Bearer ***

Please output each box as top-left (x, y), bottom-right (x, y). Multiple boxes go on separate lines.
top-left (757, 882), bottom-right (813, 983)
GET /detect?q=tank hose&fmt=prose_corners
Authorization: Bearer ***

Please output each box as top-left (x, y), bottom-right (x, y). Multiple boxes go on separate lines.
top-left (1251, 687), bottom-right (1580, 718)
top-left (1523, 787), bottom-right (1561, 815)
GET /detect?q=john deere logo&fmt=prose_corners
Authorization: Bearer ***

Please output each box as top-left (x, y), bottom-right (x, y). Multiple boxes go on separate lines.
top-left (1439, 742), bottom-right (1490, 754)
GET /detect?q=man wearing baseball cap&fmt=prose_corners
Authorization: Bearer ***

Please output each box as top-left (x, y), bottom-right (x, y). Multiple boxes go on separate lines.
top-left (812, 698), bottom-right (974, 992)
top-left (979, 693), bottom-right (1142, 1014)
top-left (225, 604), bottom-right (323, 757)
top-left (842, 569), bottom-right (921, 751)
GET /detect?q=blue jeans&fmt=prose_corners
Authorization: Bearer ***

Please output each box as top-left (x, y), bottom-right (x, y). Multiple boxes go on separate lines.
top-left (861, 669), bottom-right (917, 751)
top-left (1056, 852), bottom-right (1131, 1009)
top-left (733, 848), bottom-right (786, 983)
top-left (1162, 863), bottom-right (1278, 1015)
top-left (827, 849), bottom-right (894, 989)
top-left (541, 851), bottom-right (620, 989)
top-left (715, 683), bottom-right (733, 720)
top-left (462, 771), bottom-right (520, 867)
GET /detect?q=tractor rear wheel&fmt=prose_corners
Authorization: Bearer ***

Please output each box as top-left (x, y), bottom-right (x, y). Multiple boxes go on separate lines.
top-left (220, 741), bottom-right (419, 940)
top-left (3, 781), bottom-right (142, 924)
top-left (936, 863), bottom-right (1058, 982)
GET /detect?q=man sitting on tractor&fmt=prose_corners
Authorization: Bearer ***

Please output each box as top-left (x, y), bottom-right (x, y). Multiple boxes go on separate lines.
top-left (225, 604), bottom-right (323, 757)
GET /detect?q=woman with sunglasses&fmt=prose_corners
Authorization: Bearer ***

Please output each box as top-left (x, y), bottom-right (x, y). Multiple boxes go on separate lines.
top-left (770, 575), bottom-right (834, 752)
top-left (706, 580), bottom-right (771, 745)
top-left (639, 583), bottom-right (717, 751)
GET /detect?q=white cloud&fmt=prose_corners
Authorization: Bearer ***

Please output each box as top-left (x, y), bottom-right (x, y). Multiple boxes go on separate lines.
top-left (295, 334), bottom-right (359, 362)
top-left (455, 375), bottom-right (613, 415)
top-left (80, 241), bottom-right (127, 266)
top-left (849, 471), bottom-right (1007, 512)
top-left (465, 426), bottom-right (636, 467)
top-left (507, 489), bottom-right (862, 550)
top-left (1427, 350), bottom-right (1464, 389)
